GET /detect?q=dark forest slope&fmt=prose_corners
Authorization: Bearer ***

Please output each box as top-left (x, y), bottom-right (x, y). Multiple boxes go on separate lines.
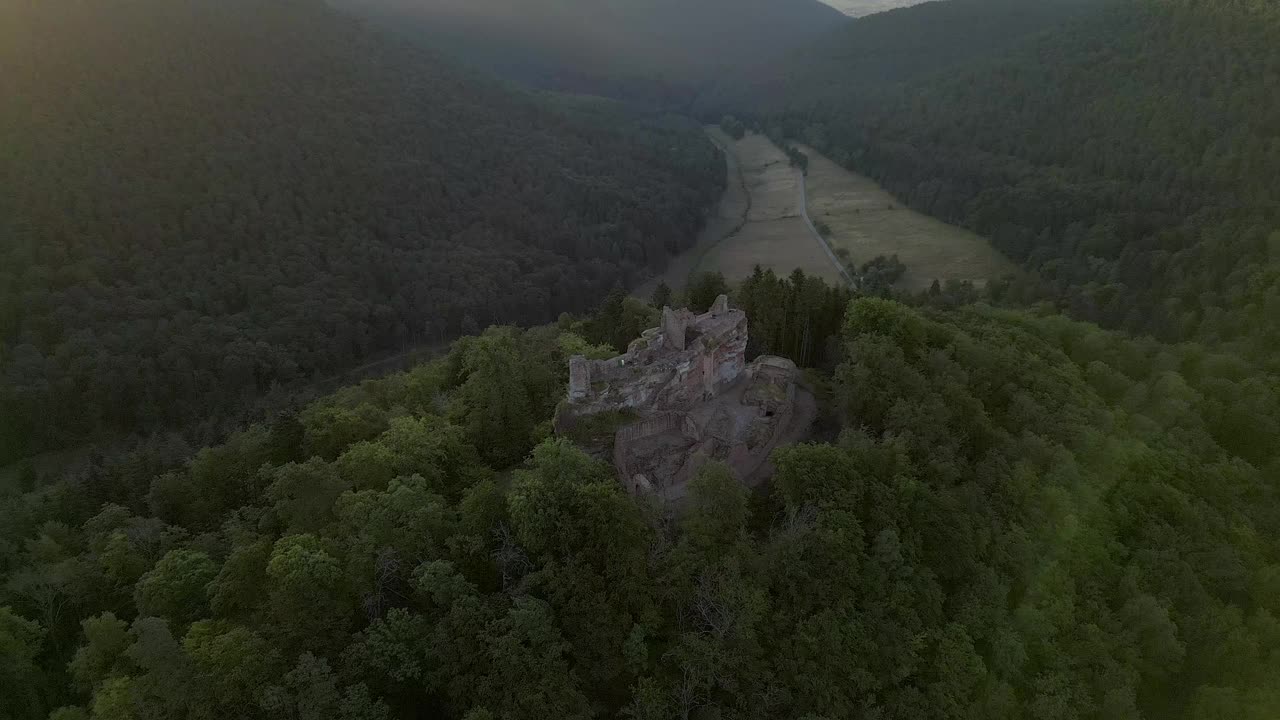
top-left (333, 0), bottom-right (848, 102)
top-left (704, 0), bottom-right (1280, 356)
top-left (0, 0), bottom-right (725, 463)
top-left (3, 285), bottom-right (1277, 719)
top-left (703, 0), bottom-right (1106, 109)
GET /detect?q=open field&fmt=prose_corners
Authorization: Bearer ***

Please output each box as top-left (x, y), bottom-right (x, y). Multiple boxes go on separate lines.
top-left (639, 132), bottom-right (1015, 297)
top-left (699, 132), bottom-right (844, 285)
top-left (798, 144), bottom-right (1018, 291)
top-left (634, 129), bottom-right (750, 297)
top-left (637, 128), bottom-right (843, 295)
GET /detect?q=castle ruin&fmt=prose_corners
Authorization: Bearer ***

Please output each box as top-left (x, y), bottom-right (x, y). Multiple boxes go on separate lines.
top-left (556, 295), bottom-right (814, 501)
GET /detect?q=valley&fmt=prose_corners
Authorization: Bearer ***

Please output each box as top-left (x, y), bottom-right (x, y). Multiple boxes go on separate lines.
top-left (641, 128), bottom-right (844, 294)
top-left (642, 129), bottom-right (1012, 294)
top-left (4, 2), bottom-right (1280, 719)
top-left (799, 144), bottom-right (1018, 291)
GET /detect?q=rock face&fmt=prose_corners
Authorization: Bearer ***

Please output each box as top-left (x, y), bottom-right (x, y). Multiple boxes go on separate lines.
top-left (565, 296), bottom-right (748, 416)
top-left (557, 295), bottom-right (812, 501)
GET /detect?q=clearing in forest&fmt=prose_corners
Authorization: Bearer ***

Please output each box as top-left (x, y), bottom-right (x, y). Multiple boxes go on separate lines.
top-left (798, 144), bottom-right (1018, 291)
top-left (696, 132), bottom-right (844, 286)
top-left (638, 128), bottom-right (844, 296)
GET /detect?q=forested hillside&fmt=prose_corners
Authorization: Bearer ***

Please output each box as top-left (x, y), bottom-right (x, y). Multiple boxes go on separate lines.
top-left (703, 0), bottom-right (1280, 357)
top-left (703, 0), bottom-right (1104, 106)
top-left (332, 0), bottom-right (847, 103)
top-left (3, 281), bottom-right (1277, 719)
top-left (0, 0), bottom-right (725, 464)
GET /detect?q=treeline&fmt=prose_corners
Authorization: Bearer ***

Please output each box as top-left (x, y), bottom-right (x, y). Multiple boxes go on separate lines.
top-left (702, 0), bottom-right (1280, 359)
top-left (0, 0), bottom-right (725, 465)
top-left (3, 286), bottom-right (1278, 719)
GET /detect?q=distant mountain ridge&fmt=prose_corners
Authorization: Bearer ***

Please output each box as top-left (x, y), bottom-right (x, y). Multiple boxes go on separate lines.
top-left (702, 0), bottom-right (1105, 111)
top-left (333, 0), bottom-right (848, 101)
top-left (819, 0), bottom-right (935, 17)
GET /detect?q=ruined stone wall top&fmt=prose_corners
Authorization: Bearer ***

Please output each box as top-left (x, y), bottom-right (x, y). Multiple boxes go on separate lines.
top-left (661, 307), bottom-right (692, 351)
top-left (562, 295), bottom-right (747, 419)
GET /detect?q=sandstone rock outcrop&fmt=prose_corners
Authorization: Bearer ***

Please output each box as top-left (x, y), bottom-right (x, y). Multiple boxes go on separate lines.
top-left (565, 299), bottom-right (748, 416)
top-left (557, 295), bottom-right (814, 501)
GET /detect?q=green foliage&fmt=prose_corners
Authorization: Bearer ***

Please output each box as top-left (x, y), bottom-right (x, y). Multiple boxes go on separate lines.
top-left (577, 290), bottom-right (660, 354)
top-left (736, 267), bottom-right (852, 368)
top-left (711, 0), bottom-right (1280, 358)
top-left (1, 296), bottom-right (1278, 720)
top-left (67, 613), bottom-right (130, 693)
top-left (555, 333), bottom-right (615, 363)
top-left (89, 677), bottom-right (134, 720)
top-left (265, 536), bottom-right (350, 643)
top-left (857, 254), bottom-right (907, 295)
top-left (133, 550), bottom-right (217, 627)
top-left (183, 621), bottom-right (283, 711)
top-left (449, 328), bottom-right (538, 467)
top-left (0, 607), bottom-right (47, 720)
top-left (208, 539), bottom-right (272, 621)
top-left (265, 459), bottom-right (350, 535)
top-left (679, 463), bottom-right (749, 564)
top-left (0, 0), bottom-right (725, 466)
top-left (685, 272), bottom-right (732, 313)
top-left (719, 115), bottom-right (747, 140)
top-left (650, 282), bottom-right (674, 310)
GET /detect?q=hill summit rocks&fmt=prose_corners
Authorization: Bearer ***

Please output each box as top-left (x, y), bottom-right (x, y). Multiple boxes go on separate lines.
top-left (556, 295), bottom-right (815, 501)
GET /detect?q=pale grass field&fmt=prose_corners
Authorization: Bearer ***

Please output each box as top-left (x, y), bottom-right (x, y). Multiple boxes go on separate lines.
top-left (693, 132), bottom-right (843, 285)
top-left (798, 144), bottom-right (1018, 291)
top-left (636, 129), bottom-right (842, 296)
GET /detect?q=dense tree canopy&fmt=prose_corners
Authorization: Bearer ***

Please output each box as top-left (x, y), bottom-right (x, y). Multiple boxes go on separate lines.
top-left (3, 1), bottom-right (1279, 718)
top-left (703, 0), bottom-right (1280, 360)
top-left (2, 289), bottom-right (1277, 719)
top-left (0, 0), bottom-right (725, 464)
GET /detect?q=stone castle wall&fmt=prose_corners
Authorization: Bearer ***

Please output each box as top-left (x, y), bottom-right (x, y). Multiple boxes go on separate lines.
top-left (559, 295), bottom-right (748, 424)
top-left (557, 295), bottom-right (810, 502)
top-left (615, 411), bottom-right (700, 444)
top-left (613, 411), bottom-right (701, 490)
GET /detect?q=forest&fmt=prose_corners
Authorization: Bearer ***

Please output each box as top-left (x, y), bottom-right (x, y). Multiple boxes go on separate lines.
top-left (702, 0), bottom-right (1280, 361)
top-left (332, 0), bottom-right (846, 104)
top-left (3, 0), bottom-right (1280, 718)
top-left (0, 0), bottom-right (725, 465)
top-left (3, 272), bottom-right (1278, 719)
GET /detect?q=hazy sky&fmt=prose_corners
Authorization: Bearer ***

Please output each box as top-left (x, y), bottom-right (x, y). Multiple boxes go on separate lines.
top-left (819, 0), bottom-right (933, 17)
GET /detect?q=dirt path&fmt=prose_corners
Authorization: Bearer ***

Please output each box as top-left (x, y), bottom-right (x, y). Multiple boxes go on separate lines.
top-left (795, 166), bottom-right (857, 287)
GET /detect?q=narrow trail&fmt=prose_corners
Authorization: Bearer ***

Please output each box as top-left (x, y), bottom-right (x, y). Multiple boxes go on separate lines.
top-left (794, 167), bottom-right (857, 287)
